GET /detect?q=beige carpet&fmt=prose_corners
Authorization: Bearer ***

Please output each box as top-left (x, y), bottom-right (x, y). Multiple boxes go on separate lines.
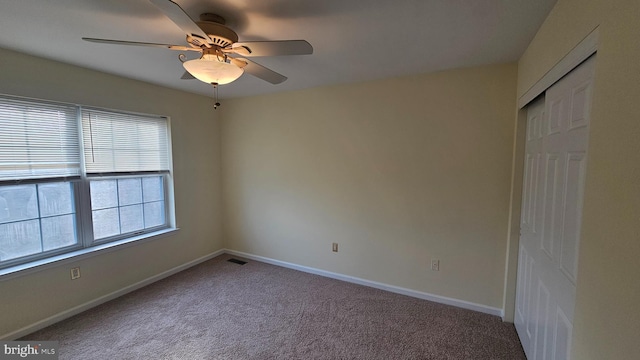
top-left (22, 254), bottom-right (526, 359)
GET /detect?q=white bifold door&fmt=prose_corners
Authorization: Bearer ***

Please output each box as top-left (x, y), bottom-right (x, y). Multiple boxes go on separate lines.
top-left (515, 55), bottom-right (595, 360)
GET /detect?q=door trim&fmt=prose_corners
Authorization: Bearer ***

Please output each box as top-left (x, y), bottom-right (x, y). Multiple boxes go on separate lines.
top-left (518, 27), bottom-right (599, 109)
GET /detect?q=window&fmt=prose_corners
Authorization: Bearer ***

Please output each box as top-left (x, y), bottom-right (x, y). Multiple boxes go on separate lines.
top-left (0, 95), bottom-right (173, 270)
top-left (90, 176), bottom-right (165, 240)
top-left (0, 182), bottom-right (78, 262)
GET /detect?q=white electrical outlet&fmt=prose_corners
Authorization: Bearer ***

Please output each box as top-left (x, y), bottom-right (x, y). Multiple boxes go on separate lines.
top-left (332, 243), bottom-right (338, 252)
top-left (430, 258), bottom-right (440, 271)
top-left (70, 267), bottom-right (81, 280)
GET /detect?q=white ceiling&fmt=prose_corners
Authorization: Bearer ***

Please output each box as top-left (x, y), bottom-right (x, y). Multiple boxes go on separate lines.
top-left (0, 0), bottom-right (557, 99)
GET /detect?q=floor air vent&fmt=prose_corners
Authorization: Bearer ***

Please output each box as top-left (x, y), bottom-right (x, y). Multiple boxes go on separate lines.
top-left (227, 258), bottom-right (247, 265)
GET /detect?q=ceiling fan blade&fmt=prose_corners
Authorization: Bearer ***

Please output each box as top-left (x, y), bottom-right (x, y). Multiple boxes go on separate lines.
top-left (240, 59), bottom-right (287, 84)
top-left (82, 37), bottom-right (200, 51)
top-left (180, 71), bottom-right (195, 80)
top-left (222, 45), bottom-right (251, 57)
top-left (233, 40), bottom-right (313, 57)
top-left (149, 0), bottom-right (211, 43)
top-left (229, 58), bottom-right (248, 69)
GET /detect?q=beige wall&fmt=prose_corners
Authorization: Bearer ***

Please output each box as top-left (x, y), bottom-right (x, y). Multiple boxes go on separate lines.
top-left (514, 0), bottom-right (640, 358)
top-left (0, 48), bottom-right (223, 338)
top-left (221, 64), bottom-right (517, 309)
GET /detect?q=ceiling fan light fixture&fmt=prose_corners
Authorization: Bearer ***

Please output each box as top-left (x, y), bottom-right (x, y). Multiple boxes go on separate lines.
top-left (183, 57), bottom-right (244, 85)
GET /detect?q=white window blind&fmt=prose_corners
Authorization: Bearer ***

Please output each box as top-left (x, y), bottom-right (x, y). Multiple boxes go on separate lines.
top-left (82, 109), bottom-right (170, 175)
top-left (0, 96), bottom-right (81, 181)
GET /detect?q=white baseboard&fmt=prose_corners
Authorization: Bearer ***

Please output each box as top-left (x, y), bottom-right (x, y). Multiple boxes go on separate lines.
top-left (1, 249), bottom-right (225, 341)
top-left (4, 247), bottom-right (505, 340)
top-left (225, 249), bottom-right (504, 318)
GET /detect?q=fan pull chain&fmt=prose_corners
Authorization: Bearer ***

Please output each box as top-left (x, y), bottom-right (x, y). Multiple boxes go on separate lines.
top-left (213, 82), bottom-right (221, 109)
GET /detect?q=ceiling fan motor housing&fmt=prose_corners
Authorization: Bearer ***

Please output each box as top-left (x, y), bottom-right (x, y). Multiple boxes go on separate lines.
top-left (195, 20), bottom-right (238, 48)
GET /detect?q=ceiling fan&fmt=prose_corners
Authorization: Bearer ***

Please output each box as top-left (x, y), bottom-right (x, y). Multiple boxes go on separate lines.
top-left (82, 0), bottom-right (313, 89)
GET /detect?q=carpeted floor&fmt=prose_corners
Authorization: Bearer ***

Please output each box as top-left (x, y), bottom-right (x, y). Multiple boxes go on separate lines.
top-left (22, 254), bottom-right (526, 359)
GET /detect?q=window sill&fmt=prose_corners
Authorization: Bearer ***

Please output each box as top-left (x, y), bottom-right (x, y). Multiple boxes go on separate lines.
top-left (0, 228), bottom-right (179, 281)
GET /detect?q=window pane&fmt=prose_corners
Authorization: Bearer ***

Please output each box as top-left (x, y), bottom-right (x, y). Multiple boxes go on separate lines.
top-left (41, 214), bottom-right (77, 251)
top-left (144, 201), bottom-right (165, 228)
top-left (38, 183), bottom-right (74, 217)
top-left (142, 176), bottom-right (164, 202)
top-left (118, 178), bottom-right (142, 206)
top-left (0, 185), bottom-right (38, 224)
top-left (90, 176), bottom-right (167, 241)
top-left (90, 180), bottom-right (118, 210)
top-left (92, 208), bottom-right (120, 240)
top-left (120, 205), bottom-right (143, 234)
top-left (0, 219), bottom-right (41, 261)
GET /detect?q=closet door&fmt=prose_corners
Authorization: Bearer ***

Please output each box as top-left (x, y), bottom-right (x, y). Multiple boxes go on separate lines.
top-left (515, 55), bottom-right (595, 360)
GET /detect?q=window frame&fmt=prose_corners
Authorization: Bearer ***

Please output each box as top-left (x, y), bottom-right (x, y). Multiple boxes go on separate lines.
top-left (0, 94), bottom-right (175, 273)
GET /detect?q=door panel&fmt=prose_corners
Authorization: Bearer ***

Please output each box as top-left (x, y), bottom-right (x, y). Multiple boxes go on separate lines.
top-left (533, 279), bottom-right (551, 360)
top-left (515, 55), bottom-right (595, 360)
top-left (554, 309), bottom-right (572, 360)
top-left (515, 96), bottom-right (544, 355)
top-left (541, 153), bottom-right (559, 259)
top-left (560, 152), bottom-right (587, 284)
